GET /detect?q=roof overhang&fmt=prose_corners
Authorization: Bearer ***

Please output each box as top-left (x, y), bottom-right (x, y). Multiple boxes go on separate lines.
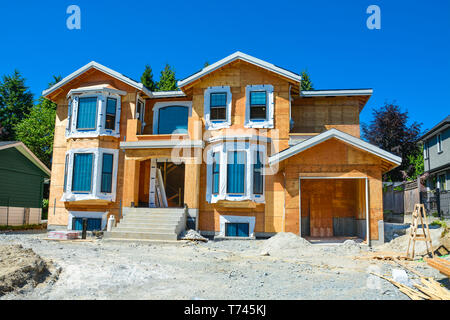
top-left (67, 84), bottom-right (127, 98)
top-left (43, 61), bottom-right (153, 100)
top-left (0, 142), bottom-right (51, 177)
top-left (419, 116), bottom-right (450, 141)
top-left (268, 128), bottom-right (402, 169)
top-left (151, 91), bottom-right (187, 98)
top-left (120, 140), bottom-right (204, 149)
top-left (300, 89), bottom-right (373, 97)
top-left (178, 51), bottom-right (301, 89)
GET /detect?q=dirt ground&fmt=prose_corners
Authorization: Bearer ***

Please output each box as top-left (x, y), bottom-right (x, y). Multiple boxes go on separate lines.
top-left (0, 232), bottom-right (448, 300)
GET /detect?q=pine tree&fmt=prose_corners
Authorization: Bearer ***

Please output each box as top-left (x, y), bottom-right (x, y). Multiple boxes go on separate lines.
top-left (157, 64), bottom-right (177, 91)
top-left (300, 70), bottom-right (314, 91)
top-left (0, 70), bottom-right (34, 140)
top-left (141, 65), bottom-right (157, 91)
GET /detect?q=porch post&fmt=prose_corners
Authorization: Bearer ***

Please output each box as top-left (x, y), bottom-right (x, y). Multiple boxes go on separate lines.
top-left (123, 158), bottom-right (140, 207)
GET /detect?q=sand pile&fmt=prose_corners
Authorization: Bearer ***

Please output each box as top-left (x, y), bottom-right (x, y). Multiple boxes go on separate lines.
top-left (377, 227), bottom-right (444, 255)
top-left (261, 232), bottom-right (311, 256)
top-left (0, 244), bottom-right (59, 296)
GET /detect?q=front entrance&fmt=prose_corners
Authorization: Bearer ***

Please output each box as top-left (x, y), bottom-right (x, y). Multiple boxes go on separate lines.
top-left (138, 159), bottom-right (185, 208)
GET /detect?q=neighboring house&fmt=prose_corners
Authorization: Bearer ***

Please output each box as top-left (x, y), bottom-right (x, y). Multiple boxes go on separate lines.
top-left (0, 141), bottom-right (50, 226)
top-left (43, 52), bottom-right (401, 244)
top-left (420, 116), bottom-right (450, 191)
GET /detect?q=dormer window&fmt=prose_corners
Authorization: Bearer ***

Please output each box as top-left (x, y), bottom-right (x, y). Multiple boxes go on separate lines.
top-left (66, 86), bottom-right (125, 138)
top-left (204, 86), bottom-right (232, 130)
top-left (245, 85), bottom-right (274, 129)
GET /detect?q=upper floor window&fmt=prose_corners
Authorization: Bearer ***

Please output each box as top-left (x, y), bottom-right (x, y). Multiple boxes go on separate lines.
top-left (152, 101), bottom-right (192, 135)
top-left (249, 91), bottom-right (267, 120)
top-left (105, 98), bottom-right (117, 130)
top-left (62, 148), bottom-right (119, 202)
top-left (212, 152), bottom-right (220, 195)
top-left (245, 85), bottom-right (274, 129)
top-left (204, 86), bottom-right (232, 130)
top-left (437, 134), bottom-right (443, 153)
top-left (66, 87), bottom-right (124, 139)
top-left (210, 93), bottom-right (227, 121)
top-left (424, 141), bottom-right (429, 159)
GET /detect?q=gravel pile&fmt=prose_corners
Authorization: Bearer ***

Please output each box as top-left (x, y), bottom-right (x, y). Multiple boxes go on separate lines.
top-left (377, 227), bottom-right (444, 255)
top-left (180, 229), bottom-right (208, 242)
top-left (261, 232), bottom-right (311, 256)
top-left (0, 244), bottom-right (59, 296)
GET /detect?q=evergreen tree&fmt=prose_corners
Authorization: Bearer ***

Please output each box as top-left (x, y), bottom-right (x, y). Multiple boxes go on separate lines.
top-left (157, 64), bottom-right (177, 91)
top-left (14, 76), bottom-right (61, 168)
top-left (0, 70), bottom-right (34, 140)
top-left (141, 65), bottom-right (157, 91)
top-left (300, 70), bottom-right (314, 91)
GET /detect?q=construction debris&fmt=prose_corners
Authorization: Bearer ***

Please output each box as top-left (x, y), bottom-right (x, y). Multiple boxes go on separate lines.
top-left (425, 256), bottom-right (450, 277)
top-left (261, 232), bottom-right (311, 256)
top-left (180, 229), bottom-right (208, 242)
top-left (47, 231), bottom-right (80, 240)
top-left (358, 251), bottom-right (411, 261)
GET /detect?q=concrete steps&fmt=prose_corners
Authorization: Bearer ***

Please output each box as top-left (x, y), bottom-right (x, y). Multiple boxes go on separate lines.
top-left (104, 207), bottom-right (186, 241)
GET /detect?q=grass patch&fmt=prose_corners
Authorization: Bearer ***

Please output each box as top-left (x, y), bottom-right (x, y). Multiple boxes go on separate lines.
top-left (0, 224), bottom-right (47, 231)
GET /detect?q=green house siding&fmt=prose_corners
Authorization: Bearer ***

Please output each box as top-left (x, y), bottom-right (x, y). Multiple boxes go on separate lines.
top-left (0, 148), bottom-right (47, 208)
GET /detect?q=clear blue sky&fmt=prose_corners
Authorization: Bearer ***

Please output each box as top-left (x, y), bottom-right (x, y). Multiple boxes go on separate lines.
top-left (1, 0), bottom-right (449, 132)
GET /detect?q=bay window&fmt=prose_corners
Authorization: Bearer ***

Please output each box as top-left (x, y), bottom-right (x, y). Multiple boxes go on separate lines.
top-left (62, 148), bottom-right (119, 202)
top-left (206, 142), bottom-right (266, 203)
top-left (66, 86), bottom-right (124, 138)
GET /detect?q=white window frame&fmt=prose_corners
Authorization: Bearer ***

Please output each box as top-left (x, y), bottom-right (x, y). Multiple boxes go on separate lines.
top-left (245, 84), bottom-right (274, 129)
top-left (219, 215), bottom-right (256, 238)
top-left (152, 101), bottom-right (193, 135)
top-left (62, 148), bottom-right (119, 202)
top-left (67, 211), bottom-right (108, 231)
top-left (136, 94), bottom-right (146, 134)
top-left (206, 141), bottom-right (266, 204)
top-left (66, 89), bottom-right (123, 139)
top-left (204, 86), bottom-right (232, 130)
top-left (437, 134), bottom-right (443, 153)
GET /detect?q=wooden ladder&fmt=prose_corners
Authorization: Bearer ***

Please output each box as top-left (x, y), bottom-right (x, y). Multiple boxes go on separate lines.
top-left (406, 204), bottom-right (434, 260)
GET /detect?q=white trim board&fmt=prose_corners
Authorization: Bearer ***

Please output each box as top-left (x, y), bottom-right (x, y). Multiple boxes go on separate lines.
top-left (219, 215), bottom-right (256, 238)
top-left (43, 61), bottom-right (153, 98)
top-left (300, 89), bottom-right (373, 97)
top-left (269, 128), bottom-right (402, 166)
top-left (67, 211), bottom-right (108, 231)
top-left (178, 51), bottom-right (301, 88)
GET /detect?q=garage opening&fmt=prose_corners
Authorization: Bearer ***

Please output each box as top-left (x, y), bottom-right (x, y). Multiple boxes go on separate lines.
top-left (299, 178), bottom-right (368, 243)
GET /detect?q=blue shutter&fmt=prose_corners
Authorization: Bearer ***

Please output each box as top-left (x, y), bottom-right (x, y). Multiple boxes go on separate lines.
top-left (158, 106), bottom-right (189, 134)
top-left (227, 151), bottom-right (246, 194)
top-left (77, 97), bottom-right (97, 130)
top-left (101, 154), bottom-right (113, 193)
top-left (72, 153), bottom-right (93, 192)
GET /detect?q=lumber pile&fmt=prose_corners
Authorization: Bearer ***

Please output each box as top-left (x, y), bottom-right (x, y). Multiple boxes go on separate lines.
top-left (371, 259), bottom-right (450, 300)
top-left (425, 257), bottom-right (450, 278)
top-left (358, 251), bottom-right (411, 261)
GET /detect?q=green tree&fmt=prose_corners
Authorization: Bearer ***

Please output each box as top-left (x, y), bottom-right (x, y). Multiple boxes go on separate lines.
top-left (300, 70), bottom-right (314, 91)
top-left (361, 102), bottom-right (422, 181)
top-left (141, 65), bottom-right (157, 91)
top-left (157, 64), bottom-right (177, 91)
top-left (405, 147), bottom-right (424, 181)
top-left (14, 76), bottom-right (61, 168)
top-left (0, 70), bottom-right (34, 140)
top-left (204, 61), bottom-right (210, 68)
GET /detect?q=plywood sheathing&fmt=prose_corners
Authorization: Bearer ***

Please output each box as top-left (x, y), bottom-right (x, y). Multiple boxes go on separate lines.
top-left (291, 96), bottom-right (364, 137)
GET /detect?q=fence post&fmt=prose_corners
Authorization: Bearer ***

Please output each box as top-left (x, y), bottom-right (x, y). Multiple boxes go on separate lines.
top-left (6, 197), bottom-right (9, 227)
top-left (436, 188), bottom-right (441, 218)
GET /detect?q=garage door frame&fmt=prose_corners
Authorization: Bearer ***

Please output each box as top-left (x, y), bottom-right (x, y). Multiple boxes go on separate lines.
top-left (298, 176), bottom-right (370, 245)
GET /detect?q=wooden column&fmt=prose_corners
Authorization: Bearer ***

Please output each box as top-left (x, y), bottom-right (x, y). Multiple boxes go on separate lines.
top-left (123, 158), bottom-right (140, 207)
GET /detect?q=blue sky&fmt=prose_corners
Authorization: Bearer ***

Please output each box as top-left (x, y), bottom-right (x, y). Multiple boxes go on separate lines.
top-left (0, 0), bottom-right (449, 132)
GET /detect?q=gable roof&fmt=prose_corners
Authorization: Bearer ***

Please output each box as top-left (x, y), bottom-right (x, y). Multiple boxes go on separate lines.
top-left (42, 61), bottom-right (153, 99)
top-left (0, 141), bottom-right (51, 176)
top-left (419, 115), bottom-right (450, 141)
top-left (268, 128), bottom-right (402, 167)
top-left (178, 51), bottom-right (302, 88)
